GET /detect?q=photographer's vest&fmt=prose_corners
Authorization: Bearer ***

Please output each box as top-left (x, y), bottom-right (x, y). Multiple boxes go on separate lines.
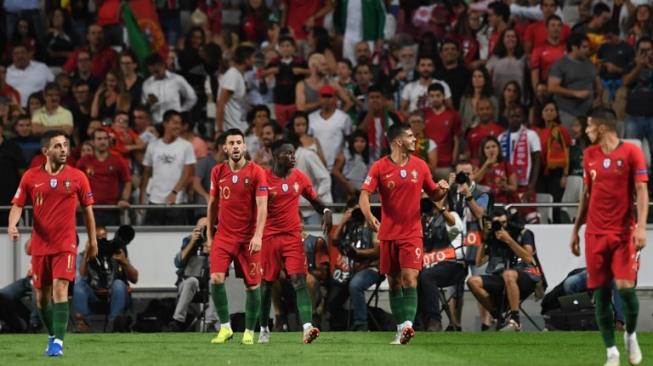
top-left (421, 213), bottom-right (457, 269)
top-left (448, 184), bottom-right (490, 264)
top-left (331, 223), bottom-right (375, 283)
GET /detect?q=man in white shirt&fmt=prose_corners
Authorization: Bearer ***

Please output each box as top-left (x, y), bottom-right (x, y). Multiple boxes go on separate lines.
top-left (6, 44), bottom-right (55, 107)
top-left (215, 46), bottom-right (255, 134)
top-left (308, 85), bottom-right (353, 171)
top-left (140, 110), bottom-right (197, 225)
top-left (142, 54), bottom-right (197, 124)
top-left (400, 55), bottom-right (452, 113)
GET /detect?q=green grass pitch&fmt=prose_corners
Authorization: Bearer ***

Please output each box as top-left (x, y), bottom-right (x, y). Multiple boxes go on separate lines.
top-left (1, 332), bottom-right (651, 366)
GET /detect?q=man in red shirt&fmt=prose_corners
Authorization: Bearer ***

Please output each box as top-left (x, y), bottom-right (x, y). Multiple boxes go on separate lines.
top-left (530, 15), bottom-right (566, 93)
top-left (76, 129), bottom-right (131, 226)
top-left (8, 130), bottom-right (97, 357)
top-left (570, 109), bottom-right (646, 366)
top-left (523, 0), bottom-right (571, 54)
top-left (423, 83), bottom-right (462, 180)
top-left (63, 24), bottom-right (118, 80)
top-left (258, 139), bottom-right (332, 344)
top-left (465, 97), bottom-right (504, 162)
top-left (207, 128), bottom-right (268, 345)
top-left (360, 123), bottom-right (449, 345)
top-left (0, 64), bottom-right (20, 105)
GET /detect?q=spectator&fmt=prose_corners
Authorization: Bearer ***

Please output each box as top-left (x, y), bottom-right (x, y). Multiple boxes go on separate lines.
top-left (252, 122), bottom-right (275, 169)
top-left (400, 55), bottom-right (452, 114)
top-left (6, 44), bottom-right (54, 107)
top-left (486, 29), bottom-right (527, 100)
top-left (465, 98), bottom-right (504, 162)
top-left (3, 15), bottom-right (42, 63)
top-left (548, 33), bottom-right (601, 128)
top-left (91, 69), bottom-right (128, 122)
top-left (3, 0), bottom-right (44, 45)
top-left (624, 5), bottom-right (653, 46)
top-left (623, 37), bottom-right (653, 162)
top-left (523, 0), bottom-right (571, 54)
top-left (287, 110), bottom-right (328, 166)
top-left (76, 128), bottom-right (131, 226)
top-left (530, 82), bottom-right (551, 127)
top-left (306, 27), bottom-right (338, 76)
top-left (531, 15), bottom-right (567, 95)
top-left (11, 114), bottom-right (40, 168)
top-left (437, 39), bottom-right (471, 108)
top-left (140, 111), bottom-right (197, 225)
top-left (43, 8), bottom-right (75, 67)
top-left (132, 107), bottom-right (158, 145)
top-left (573, 3), bottom-right (611, 54)
top-left (240, 0), bottom-right (269, 44)
top-left (408, 110), bottom-right (438, 174)
top-left (562, 116), bottom-right (590, 220)
top-left (63, 23), bottom-right (118, 80)
top-left (0, 122), bottom-right (26, 224)
top-left (26, 92), bottom-right (43, 118)
top-left (459, 66), bottom-right (498, 131)
top-left (0, 239), bottom-right (40, 333)
top-left (243, 105), bottom-right (272, 155)
top-left (265, 36), bottom-right (308, 127)
top-left (336, 0), bottom-right (386, 64)
top-left (498, 105), bottom-right (541, 222)
top-left (296, 53), bottom-right (352, 114)
top-left (0, 64), bottom-right (21, 106)
top-left (308, 85), bottom-right (353, 171)
top-left (498, 81), bottom-right (523, 126)
top-left (69, 49), bottom-right (101, 92)
top-left (118, 51), bottom-right (144, 110)
top-left (282, 0), bottom-right (333, 41)
top-left (332, 130), bottom-right (371, 202)
top-left (423, 83), bottom-right (462, 180)
top-left (473, 136), bottom-right (517, 204)
top-left (387, 38), bottom-right (417, 110)
top-left (170, 218), bottom-right (219, 331)
top-left (106, 112), bottom-right (146, 162)
top-left (31, 82), bottom-right (73, 136)
top-left (70, 80), bottom-right (92, 144)
top-left (449, 12), bottom-right (482, 68)
top-left (357, 85), bottom-right (401, 161)
top-left (80, 140), bottom-right (94, 158)
top-left (142, 54), bottom-right (197, 125)
top-left (55, 73), bottom-right (74, 109)
top-left (598, 23), bottom-right (633, 103)
top-left (487, 1), bottom-right (511, 54)
top-left (74, 226), bottom-right (139, 332)
top-left (193, 135), bottom-right (226, 221)
top-left (215, 46), bottom-right (254, 133)
top-left (177, 27), bottom-right (211, 133)
top-left (352, 63), bottom-right (374, 112)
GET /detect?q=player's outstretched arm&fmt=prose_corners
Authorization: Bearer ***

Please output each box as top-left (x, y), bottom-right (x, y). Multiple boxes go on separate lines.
top-left (82, 205), bottom-right (98, 260)
top-left (8, 205), bottom-right (23, 241)
top-left (634, 181), bottom-right (649, 251)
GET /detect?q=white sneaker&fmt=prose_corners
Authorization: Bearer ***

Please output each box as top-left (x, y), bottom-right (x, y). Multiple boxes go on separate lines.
top-left (605, 350), bottom-right (620, 366)
top-left (624, 333), bottom-right (643, 365)
top-left (390, 331), bottom-right (401, 345)
top-left (258, 328), bottom-right (270, 344)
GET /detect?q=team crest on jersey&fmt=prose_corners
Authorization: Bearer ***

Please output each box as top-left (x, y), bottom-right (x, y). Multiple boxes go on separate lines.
top-left (293, 182), bottom-right (300, 193)
top-left (411, 169), bottom-right (418, 182)
top-left (64, 179), bottom-right (71, 193)
top-left (364, 176), bottom-right (371, 185)
top-left (282, 183), bottom-right (289, 192)
top-left (603, 159), bottom-right (611, 169)
top-left (616, 159), bottom-right (623, 168)
top-left (232, 175), bottom-right (239, 184)
top-left (50, 179), bottom-right (58, 188)
top-left (86, 167), bottom-right (94, 176)
top-left (400, 169), bottom-right (407, 178)
top-left (244, 177), bottom-right (250, 186)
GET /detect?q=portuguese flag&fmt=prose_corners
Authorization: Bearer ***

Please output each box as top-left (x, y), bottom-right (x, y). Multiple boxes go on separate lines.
top-left (121, 0), bottom-right (168, 65)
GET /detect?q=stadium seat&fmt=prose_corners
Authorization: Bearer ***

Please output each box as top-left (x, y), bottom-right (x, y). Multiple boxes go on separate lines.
top-left (535, 194), bottom-right (554, 224)
top-left (561, 176), bottom-right (583, 223)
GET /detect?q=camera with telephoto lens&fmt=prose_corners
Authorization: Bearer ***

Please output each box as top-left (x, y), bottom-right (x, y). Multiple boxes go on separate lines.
top-left (97, 225), bottom-right (135, 259)
top-left (455, 171), bottom-right (471, 185)
top-left (338, 208), bottom-right (368, 257)
top-left (485, 211), bottom-right (525, 274)
top-left (89, 225), bottom-right (135, 290)
top-left (195, 225), bottom-right (209, 256)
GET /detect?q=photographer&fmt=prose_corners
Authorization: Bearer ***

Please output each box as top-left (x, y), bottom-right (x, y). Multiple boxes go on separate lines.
top-left (169, 217), bottom-right (218, 331)
top-left (73, 225), bottom-right (139, 332)
top-left (467, 208), bottom-right (543, 331)
top-left (418, 197), bottom-right (465, 332)
top-left (327, 199), bottom-right (383, 331)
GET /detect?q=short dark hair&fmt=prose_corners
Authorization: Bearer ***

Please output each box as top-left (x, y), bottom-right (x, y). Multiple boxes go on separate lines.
top-left (338, 58), bottom-right (353, 71)
top-left (73, 80), bottom-right (90, 89)
top-left (278, 35), bottom-right (295, 46)
top-left (44, 82), bottom-right (60, 94)
top-left (546, 14), bottom-right (563, 27)
top-left (92, 128), bottom-right (109, 139)
top-left (636, 36), bottom-right (653, 49)
top-left (162, 110), bottom-right (183, 123)
top-left (234, 46), bottom-right (255, 64)
top-left (605, 21), bottom-right (620, 35)
top-left (428, 83), bottom-right (445, 94)
top-left (488, 1), bottom-right (510, 23)
top-left (145, 53), bottom-right (164, 67)
top-left (592, 2), bottom-right (610, 17)
top-left (567, 32), bottom-right (589, 52)
top-left (589, 107), bottom-right (618, 131)
top-left (214, 132), bottom-right (227, 150)
top-left (271, 138), bottom-right (294, 154)
top-left (223, 128), bottom-right (245, 140)
top-left (247, 104), bottom-right (271, 124)
top-left (367, 84), bottom-right (384, 96)
top-left (440, 38), bottom-right (460, 50)
top-left (40, 130), bottom-right (67, 148)
top-left (492, 206), bottom-right (508, 218)
top-left (386, 123), bottom-right (410, 144)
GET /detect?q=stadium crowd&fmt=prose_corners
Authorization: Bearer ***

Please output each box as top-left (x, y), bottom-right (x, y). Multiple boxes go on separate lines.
top-left (0, 0), bottom-right (647, 333)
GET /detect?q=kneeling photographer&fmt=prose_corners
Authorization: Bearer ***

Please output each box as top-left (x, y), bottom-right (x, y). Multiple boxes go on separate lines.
top-left (74, 225), bottom-right (139, 332)
top-left (418, 197), bottom-right (466, 332)
top-left (467, 208), bottom-right (543, 331)
top-left (327, 197), bottom-right (383, 331)
top-left (170, 217), bottom-right (218, 331)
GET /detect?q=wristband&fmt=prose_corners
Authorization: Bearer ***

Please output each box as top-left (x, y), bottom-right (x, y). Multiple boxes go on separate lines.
top-left (323, 208), bottom-right (331, 214)
top-left (465, 195), bottom-right (473, 201)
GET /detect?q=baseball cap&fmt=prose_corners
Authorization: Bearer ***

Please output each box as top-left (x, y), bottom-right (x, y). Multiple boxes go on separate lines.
top-left (319, 85), bottom-right (336, 97)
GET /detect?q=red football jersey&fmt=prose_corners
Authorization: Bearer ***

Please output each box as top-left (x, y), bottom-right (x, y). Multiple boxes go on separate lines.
top-left (12, 165), bottom-right (94, 256)
top-left (466, 122), bottom-right (504, 161)
top-left (76, 154), bottom-right (131, 204)
top-left (265, 168), bottom-right (317, 236)
top-left (583, 142), bottom-right (648, 235)
top-left (531, 42), bottom-right (566, 81)
top-left (210, 161), bottom-right (268, 242)
top-left (423, 108), bottom-right (462, 167)
top-left (524, 21), bottom-right (571, 50)
top-left (361, 156), bottom-right (439, 240)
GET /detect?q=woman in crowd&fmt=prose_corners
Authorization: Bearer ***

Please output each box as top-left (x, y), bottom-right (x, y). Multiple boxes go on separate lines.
top-left (91, 69), bottom-right (129, 122)
top-left (498, 81), bottom-right (522, 127)
top-left (486, 29), bottom-right (526, 99)
top-left (44, 8), bottom-right (74, 67)
top-left (287, 111), bottom-right (327, 166)
top-left (458, 66), bottom-right (498, 131)
top-left (307, 27), bottom-right (338, 76)
top-left (332, 130), bottom-right (370, 202)
top-left (473, 136), bottom-right (517, 204)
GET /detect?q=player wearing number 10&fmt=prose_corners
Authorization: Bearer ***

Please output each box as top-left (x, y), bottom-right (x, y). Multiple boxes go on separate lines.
top-left (359, 124), bottom-right (449, 345)
top-left (206, 128), bottom-right (268, 345)
top-left (8, 130), bottom-right (98, 357)
top-left (570, 109), bottom-right (647, 366)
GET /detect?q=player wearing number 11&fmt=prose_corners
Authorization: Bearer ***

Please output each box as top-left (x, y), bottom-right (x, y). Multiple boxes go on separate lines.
top-left (359, 123), bottom-right (449, 345)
